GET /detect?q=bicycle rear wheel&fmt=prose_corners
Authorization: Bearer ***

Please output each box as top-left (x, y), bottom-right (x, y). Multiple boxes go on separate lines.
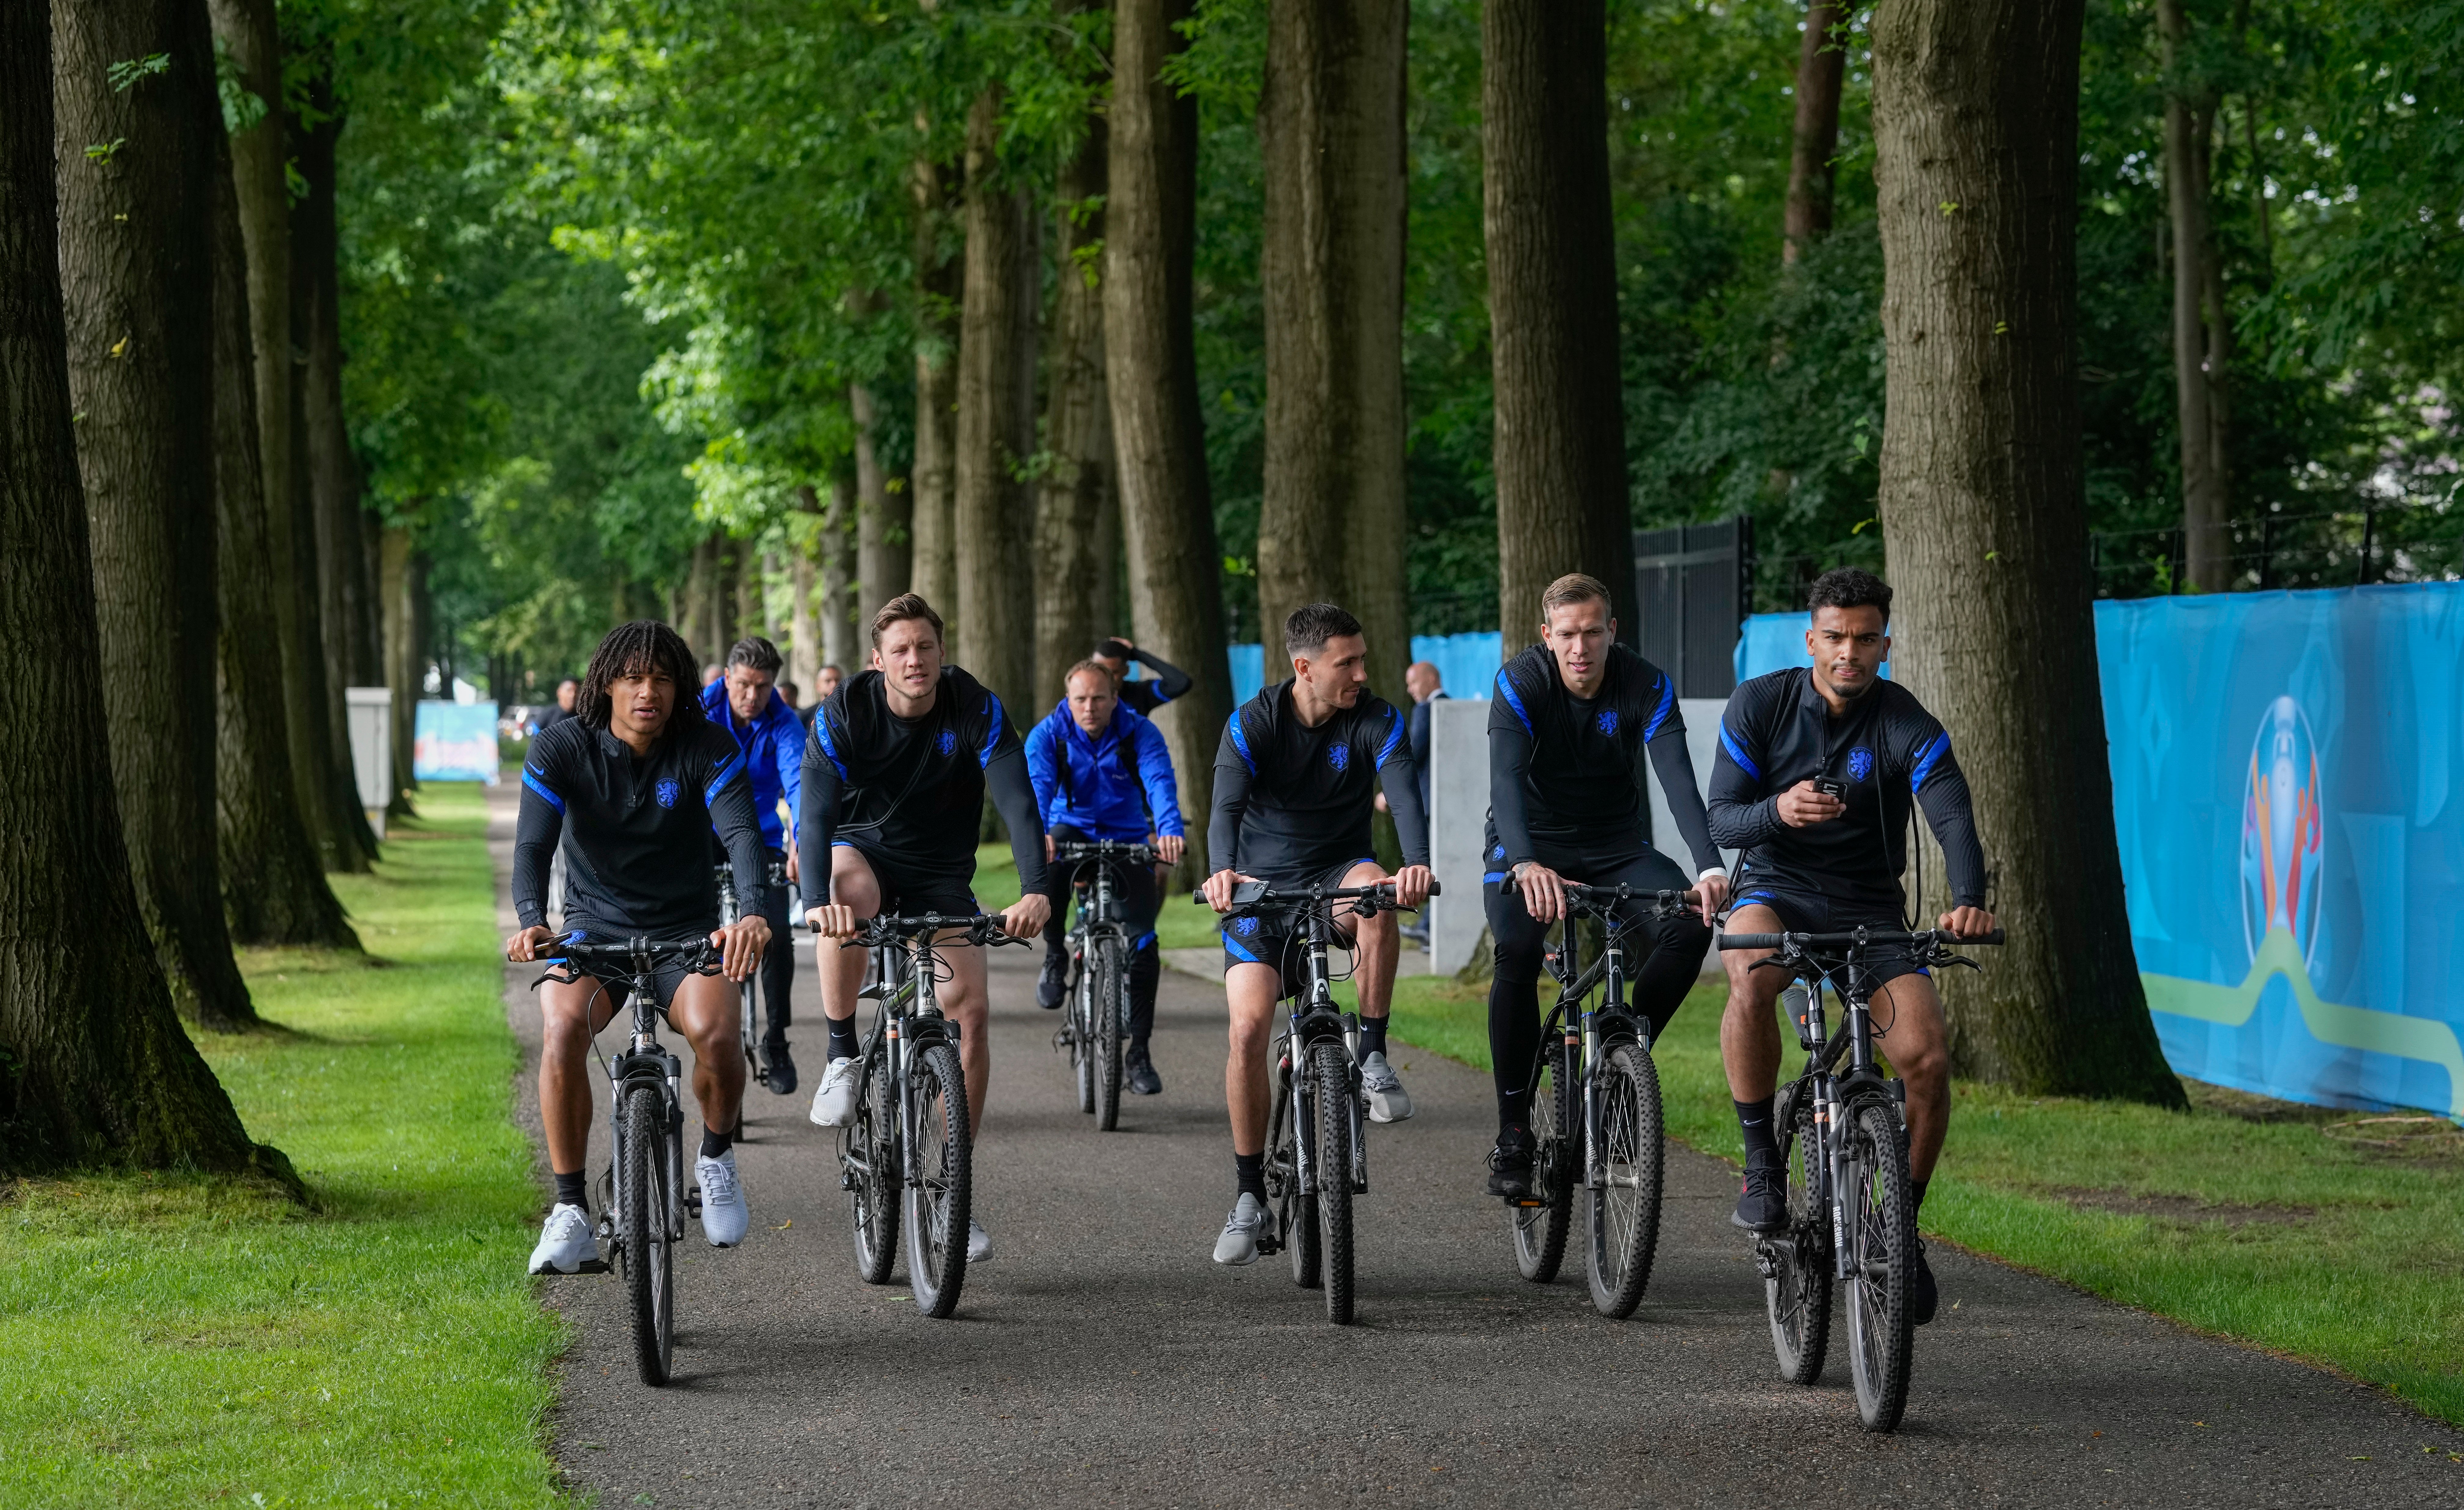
top-left (621, 1085), bottom-right (675, 1385)
top-left (845, 1047), bottom-right (898, 1285)
top-left (1270, 1053), bottom-right (1319, 1288)
top-left (1585, 1040), bottom-right (1664, 1317)
top-left (1092, 938), bottom-right (1125, 1131)
top-left (1312, 1043), bottom-right (1357, 1325)
top-left (902, 1041), bottom-right (972, 1318)
top-left (1842, 1099), bottom-right (1915, 1431)
top-left (1763, 1091), bottom-right (1832, 1385)
top-left (1510, 1041), bottom-right (1574, 1283)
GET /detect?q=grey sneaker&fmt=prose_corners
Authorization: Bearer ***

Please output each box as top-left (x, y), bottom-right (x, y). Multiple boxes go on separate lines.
top-left (695, 1151), bottom-right (749, 1247)
top-left (1213, 1193), bottom-right (1269, 1266)
top-left (1360, 1051), bottom-right (1413, 1123)
top-left (528, 1203), bottom-right (602, 1275)
top-left (809, 1056), bottom-right (860, 1127)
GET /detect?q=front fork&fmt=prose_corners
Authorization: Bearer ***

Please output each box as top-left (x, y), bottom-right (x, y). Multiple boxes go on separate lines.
top-left (605, 1040), bottom-right (685, 1247)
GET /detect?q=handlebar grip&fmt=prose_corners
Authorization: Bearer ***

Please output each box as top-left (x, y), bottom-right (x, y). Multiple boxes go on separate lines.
top-left (1969, 928), bottom-right (2006, 946)
top-left (1717, 933), bottom-right (1782, 951)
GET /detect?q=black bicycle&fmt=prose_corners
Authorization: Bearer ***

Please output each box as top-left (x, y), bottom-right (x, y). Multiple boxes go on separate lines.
top-left (531, 933), bottom-right (723, 1386)
top-left (1052, 839), bottom-right (1153, 1130)
top-left (713, 855), bottom-right (786, 1124)
top-left (830, 911), bottom-right (1026, 1318)
top-left (1509, 884), bottom-right (1694, 1318)
top-left (1200, 877), bottom-right (1438, 1326)
top-left (1715, 923), bottom-right (2001, 1432)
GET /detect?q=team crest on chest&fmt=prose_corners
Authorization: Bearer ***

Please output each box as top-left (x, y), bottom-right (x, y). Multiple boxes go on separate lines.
top-left (1329, 743), bottom-right (1350, 772)
top-left (1596, 708), bottom-right (1619, 736)
top-left (655, 777), bottom-right (680, 808)
top-left (1235, 915), bottom-right (1259, 936)
top-left (937, 728), bottom-right (958, 757)
top-left (1847, 747), bottom-right (1875, 781)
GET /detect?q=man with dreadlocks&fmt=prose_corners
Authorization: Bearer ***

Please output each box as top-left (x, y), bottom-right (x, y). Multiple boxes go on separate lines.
top-left (508, 620), bottom-right (774, 1275)
top-left (800, 594), bottom-right (1055, 1267)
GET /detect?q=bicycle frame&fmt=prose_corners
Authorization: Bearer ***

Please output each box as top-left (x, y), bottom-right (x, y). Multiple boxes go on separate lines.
top-left (1537, 887), bottom-right (1684, 1193)
top-left (851, 920), bottom-right (971, 1191)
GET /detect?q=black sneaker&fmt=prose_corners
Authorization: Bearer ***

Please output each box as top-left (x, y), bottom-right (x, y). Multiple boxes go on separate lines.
top-left (1909, 1239), bottom-right (1940, 1325)
top-left (1036, 949), bottom-right (1068, 1010)
top-left (1731, 1159), bottom-right (1787, 1233)
top-left (763, 1039), bottom-right (797, 1097)
top-left (1486, 1126), bottom-right (1537, 1199)
top-left (1125, 1044), bottom-right (1162, 1096)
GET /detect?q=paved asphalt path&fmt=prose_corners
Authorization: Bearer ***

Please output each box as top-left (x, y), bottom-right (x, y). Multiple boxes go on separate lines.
top-left (488, 791), bottom-right (2462, 1507)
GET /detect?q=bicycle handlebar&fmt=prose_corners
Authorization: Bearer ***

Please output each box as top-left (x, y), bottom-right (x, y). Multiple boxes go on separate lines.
top-left (833, 913), bottom-right (1030, 950)
top-left (1054, 840), bottom-right (1156, 867)
top-left (1716, 927), bottom-right (2005, 951)
top-left (1561, 882), bottom-right (1696, 917)
top-left (1189, 878), bottom-right (1443, 915)
top-left (535, 932), bottom-right (724, 982)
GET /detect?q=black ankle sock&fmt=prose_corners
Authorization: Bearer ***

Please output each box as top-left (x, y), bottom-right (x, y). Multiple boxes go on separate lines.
top-left (1234, 1152), bottom-right (1266, 1202)
top-left (1359, 1015), bottom-right (1389, 1058)
top-left (1735, 1096), bottom-right (1780, 1167)
top-left (553, 1170), bottom-right (589, 1212)
top-left (699, 1126), bottom-right (732, 1160)
top-left (1911, 1177), bottom-right (1929, 1216)
top-left (826, 1015), bottom-right (859, 1061)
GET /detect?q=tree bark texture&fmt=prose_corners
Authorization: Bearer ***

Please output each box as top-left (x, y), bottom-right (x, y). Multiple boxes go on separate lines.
top-left (908, 155), bottom-right (962, 619)
top-left (823, 475), bottom-right (859, 671)
top-left (1870, 0), bottom-right (2183, 1104)
top-left (2157, 0), bottom-right (2229, 591)
top-left (1482, 0), bottom-right (1635, 650)
top-left (953, 88), bottom-right (1037, 711)
top-left (1035, 110), bottom-right (1118, 712)
top-left (380, 522), bottom-right (421, 816)
top-left (1259, 0), bottom-right (1411, 694)
top-left (730, 536), bottom-right (757, 647)
top-left (790, 487), bottom-right (821, 693)
top-left (210, 129), bottom-right (356, 951)
top-left (850, 382), bottom-right (909, 619)
top-left (1784, 1), bottom-right (1849, 263)
top-left (53, 0), bottom-right (262, 1031)
top-left (1108, 0), bottom-right (1234, 879)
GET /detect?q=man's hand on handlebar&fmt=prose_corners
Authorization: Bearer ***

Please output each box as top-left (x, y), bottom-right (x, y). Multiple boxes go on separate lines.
top-left (1001, 892), bottom-right (1052, 941)
top-left (1389, 864), bottom-right (1435, 911)
top-left (1201, 868), bottom-right (1255, 913)
top-left (506, 925), bottom-right (554, 963)
top-left (713, 915), bottom-right (771, 981)
top-left (806, 902), bottom-right (862, 941)
top-left (1775, 779), bottom-right (1846, 828)
top-left (1512, 860), bottom-right (1566, 924)
top-left (1693, 871), bottom-right (1730, 920)
top-left (1938, 905), bottom-right (1996, 941)
top-left (1150, 832), bottom-right (1184, 867)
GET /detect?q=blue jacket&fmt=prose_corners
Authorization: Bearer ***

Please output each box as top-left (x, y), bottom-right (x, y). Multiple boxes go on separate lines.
top-left (699, 679), bottom-right (804, 850)
top-left (1025, 700), bottom-right (1184, 844)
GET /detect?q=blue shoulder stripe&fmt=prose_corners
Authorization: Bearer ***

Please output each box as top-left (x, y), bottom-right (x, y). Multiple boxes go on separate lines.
top-left (1910, 731), bottom-right (1951, 793)
top-left (814, 711), bottom-right (851, 781)
top-left (1718, 723), bottom-right (1763, 782)
top-left (1495, 668), bottom-right (1534, 735)
top-left (1374, 706), bottom-right (1404, 770)
top-left (978, 693), bottom-right (1005, 768)
top-left (521, 767), bottom-right (565, 814)
top-left (1227, 712), bottom-right (1256, 774)
top-left (1642, 671), bottom-right (1678, 741)
top-left (703, 750), bottom-right (747, 808)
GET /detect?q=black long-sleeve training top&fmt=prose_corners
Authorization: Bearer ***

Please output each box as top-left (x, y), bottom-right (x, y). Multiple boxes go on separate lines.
top-left (1486, 642), bottom-right (1723, 879)
top-left (1112, 645), bottom-right (1193, 717)
top-left (1706, 667), bottom-right (1986, 910)
top-left (797, 665), bottom-right (1050, 904)
top-left (1207, 680), bottom-right (1430, 883)
top-left (513, 714), bottom-right (768, 935)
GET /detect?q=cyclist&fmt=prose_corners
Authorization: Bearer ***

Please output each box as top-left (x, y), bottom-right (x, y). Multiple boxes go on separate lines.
top-left (1024, 660), bottom-right (1185, 1095)
top-left (1707, 567), bottom-right (1994, 1326)
top-left (1482, 573), bottom-right (1727, 1198)
top-left (507, 620), bottom-right (773, 1275)
top-left (798, 594), bottom-right (1054, 1265)
top-left (1090, 636), bottom-right (1192, 718)
top-left (698, 635), bottom-right (804, 1095)
top-left (1201, 602), bottom-right (1434, 1265)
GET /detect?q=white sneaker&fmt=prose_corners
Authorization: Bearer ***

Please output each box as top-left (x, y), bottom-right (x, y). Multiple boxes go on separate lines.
top-left (1213, 1193), bottom-right (1268, 1266)
top-left (966, 1219), bottom-right (992, 1264)
top-left (696, 1151), bottom-right (749, 1247)
top-left (1361, 1051), bottom-right (1413, 1123)
top-left (528, 1203), bottom-right (600, 1274)
top-left (809, 1056), bottom-right (860, 1127)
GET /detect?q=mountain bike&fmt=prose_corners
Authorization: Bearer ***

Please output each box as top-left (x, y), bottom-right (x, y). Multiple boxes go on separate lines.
top-left (531, 933), bottom-right (723, 1386)
top-left (1508, 883), bottom-right (1694, 1318)
top-left (830, 911), bottom-right (1025, 1318)
top-left (714, 854), bottom-right (787, 1125)
top-left (1201, 877), bottom-right (1439, 1326)
top-left (1051, 839), bottom-right (1153, 1131)
top-left (1715, 923), bottom-right (2001, 1432)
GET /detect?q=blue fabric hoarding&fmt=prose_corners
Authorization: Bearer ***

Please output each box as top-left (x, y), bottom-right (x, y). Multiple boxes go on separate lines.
top-left (413, 700), bottom-right (500, 782)
top-left (1227, 632), bottom-right (1501, 707)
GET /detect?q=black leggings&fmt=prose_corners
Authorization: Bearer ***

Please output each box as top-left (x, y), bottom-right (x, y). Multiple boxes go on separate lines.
top-left (1041, 826), bottom-right (1165, 1048)
top-left (1484, 847), bottom-right (1711, 1131)
top-left (753, 847), bottom-right (793, 1041)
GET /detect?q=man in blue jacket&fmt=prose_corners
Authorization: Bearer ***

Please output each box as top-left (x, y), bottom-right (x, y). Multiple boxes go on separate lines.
top-left (1025, 659), bottom-right (1185, 1096)
top-left (699, 635), bottom-right (806, 1094)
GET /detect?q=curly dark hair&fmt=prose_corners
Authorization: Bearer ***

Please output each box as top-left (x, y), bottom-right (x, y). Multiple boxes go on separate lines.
top-left (1807, 567), bottom-right (1893, 618)
top-left (577, 620), bottom-right (708, 736)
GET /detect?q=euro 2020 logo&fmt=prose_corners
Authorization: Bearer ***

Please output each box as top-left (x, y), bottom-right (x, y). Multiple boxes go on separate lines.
top-left (2240, 695), bottom-right (2323, 970)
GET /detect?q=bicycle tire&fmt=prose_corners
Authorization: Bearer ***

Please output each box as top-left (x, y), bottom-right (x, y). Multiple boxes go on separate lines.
top-left (846, 1047), bottom-right (898, 1285)
top-left (1092, 938), bottom-right (1124, 1132)
top-left (902, 1041), bottom-right (972, 1319)
top-left (1843, 1098), bottom-right (1915, 1431)
top-left (1071, 949), bottom-right (1095, 1114)
top-left (621, 1085), bottom-right (675, 1385)
top-left (1764, 1093), bottom-right (1832, 1385)
top-left (734, 980), bottom-right (758, 1135)
top-left (1271, 1055), bottom-right (1319, 1288)
top-left (1586, 1040), bottom-right (1665, 1318)
top-left (1510, 1041), bottom-right (1575, 1283)
top-left (1312, 1043), bottom-right (1357, 1325)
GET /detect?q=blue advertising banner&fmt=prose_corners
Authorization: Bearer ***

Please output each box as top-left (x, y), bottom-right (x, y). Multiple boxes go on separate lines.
top-left (413, 700), bottom-right (500, 783)
top-left (1227, 632), bottom-right (1502, 707)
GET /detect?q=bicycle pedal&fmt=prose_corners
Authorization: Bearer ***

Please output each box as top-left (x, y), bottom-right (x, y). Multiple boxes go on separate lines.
top-left (573, 1257), bottom-right (612, 1275)
top-left (1509, 1197), bottom-right (1546, 1209)
top-left (1256, 1233), bottom-right (1283, 1256)
top-left (685, 1187), bottom-right (704, 1217)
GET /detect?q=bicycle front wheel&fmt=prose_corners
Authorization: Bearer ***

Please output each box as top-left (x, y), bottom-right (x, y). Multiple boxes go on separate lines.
top-left (1270, 1054), bottom-right (1319, 1288)
top-left (1842, 1099), bottom-right (1915, 1431)
top-left (734, 980), bottom-right (758, 1134)
top-left (1312, 1043), bottom-right (1357, 1325)
top-left (1092, 939), bottom-right (1125, 1131)
top-left (1586, 1040), bottom-right (1665, 1317)
top-left (1071, 952), bottom-right (1096, 1114)
top-left (1764, 1090), bottom-right (1832, 1385)
top-left (845, 1049), bottom-right (898, 1285)
top-left (1510, 1040), bottom-right (1574, 1283)
top-left (902, 1042), bottom-right (972, 1319)
top-left (621, 1085), bottom-right (675, 1385)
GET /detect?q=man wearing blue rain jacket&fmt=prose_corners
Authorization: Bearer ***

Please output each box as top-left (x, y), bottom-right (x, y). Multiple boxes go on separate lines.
top-left (1024, 657), bottom-right (1185, 1096)
top-left (699, 636), bottom-right (806, 1095)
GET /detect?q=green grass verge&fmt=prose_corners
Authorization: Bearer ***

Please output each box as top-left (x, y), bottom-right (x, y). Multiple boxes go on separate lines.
top-left (1371, 968), bottom-right (2464, 1427)
top-left (0, 784), bottom-right (564, 1507)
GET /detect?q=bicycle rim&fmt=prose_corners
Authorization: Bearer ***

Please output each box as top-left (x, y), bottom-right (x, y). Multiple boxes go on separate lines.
top-left (1586, 1041), bottom-right (1664, 1318)
top-left (1313, 1044), bottom-right (1356, 1325)
top-left (1093, 942), bottom-right (1124, 1131)
top-left (1072, 960), bottom-right (1095, 1114)
top-left (1764, 1098), bottom-right (1833, 1385)
top-left (1844, 1101), bottom-right (1914, 1431)
top-left (1272, 1057), bottom-right (1319, 1288)
top-left (622, 1087), bottom-right (674, 1384)
top-left (846, 1050), bottom-right (898, 1285)
top-left (902, 1042), bottom-right (972, 1319)
top-left (1510, 1043), bottom-right (1573, 1283)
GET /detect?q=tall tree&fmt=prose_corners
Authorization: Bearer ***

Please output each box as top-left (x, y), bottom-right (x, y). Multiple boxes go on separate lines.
top-left (1784, 1), bottom-right (1849, 263)
top-left (1034, 54), bottom-right (1118, 711)
top-left (53, 0), bottom-right (260, 1031)
top-left (2157, 0), bottom-right (2231, 590)
top-left (823, 473), bottom-right (859, 670)
top-left (1482, 0), bottom-right (1635, 650)
top-left (908, 155), bottom-right (962, 617)
top-left (1870, 0), bottom-right (2183, 1103)
top-left (210, 124), bottom-right (359, 951)
top-left (378, 521), bottom-right (421, 818)
top-left (1107, 0), bottom-right (1232, 877)
top-left (952, 86), bottom-right (1036, 709)
top-left (1258, 0), bottom-right (1410, 691)
top-left (850, 381), bottom-right (909, 617)
top-left (791, 485), bottom-right (821, 691)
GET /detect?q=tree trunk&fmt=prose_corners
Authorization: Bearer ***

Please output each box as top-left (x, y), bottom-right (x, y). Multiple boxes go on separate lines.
top-left (211, 125), bottom-right (357, 951)
top-left (1109, 0), bottom-right (1234, 879)
top-left (790, 486), bottom-right (821, 692)
top-left (1870, 0), bottom-right (2183, 1104)
top-left (1035, 96), bottom-right (1117, 712)
top-left (909, 156), bottom-right (962, 618)
top-left (731, 536), bottom-right (757, 646)
top-left (53, 0), bottom-right (261, 1032)
top-left (380, 522), bottom-right (421, 817)
top-left (851, 381), bottom-right (909, 619)
top-left (953, 88), bottom-right (1037, 709)
top-left (823, 475), bottom-right (859, 671)
top-left (1259, 0), bottom-right (1411, 693)
top-left (1483, 0), bottom-right (1635, 651)
top-left (1784, 1), bottom-right (1849, 264)
top-left (684, 533), bottom-right (719, 663)
top-left (2157, 0), bottom-right (2228, 591)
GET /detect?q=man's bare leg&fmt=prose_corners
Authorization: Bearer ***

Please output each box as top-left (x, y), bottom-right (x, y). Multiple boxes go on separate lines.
top-left (539, 979), bottom-right (621, 1174)
top-left (1718, 902), bottom-right (1789, 1106)
top-left (1867, 972), bottom-right (1951, 1181)
top-left (935, 937), bottom-right (992, 1135)
top-left (668, 973), bottom-right (748, 1136)
top-left (1340, 860), bottom-right (1398, 1021)
top-left (817, 847), bottom-right (882, 1037)
top-left (1225, 962), bottom-right (1283, 1156)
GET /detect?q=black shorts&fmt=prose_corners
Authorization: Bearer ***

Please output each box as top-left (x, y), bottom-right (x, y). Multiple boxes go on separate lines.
top-left (1483, 845), bottom-right (1705, 983)
top-left (558, 922), bottom-right (705, 1015)
top-left (1221, 854), bottom-right (1378, 992)
top-left (834, 840), bottom-right (979, 919)
top-left (1728, 873), bottom-right (1928, 989)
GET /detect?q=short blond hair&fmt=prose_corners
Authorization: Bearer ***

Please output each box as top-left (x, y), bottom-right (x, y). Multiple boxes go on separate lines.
top-left (1540, 573), bottom-right (1612, 619)
top-left (1064, 658), bottom-right (1113, 692)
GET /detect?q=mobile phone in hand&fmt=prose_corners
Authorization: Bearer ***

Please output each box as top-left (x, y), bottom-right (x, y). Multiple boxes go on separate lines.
top-left (1813, 777), bottom-right (1846, 800)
